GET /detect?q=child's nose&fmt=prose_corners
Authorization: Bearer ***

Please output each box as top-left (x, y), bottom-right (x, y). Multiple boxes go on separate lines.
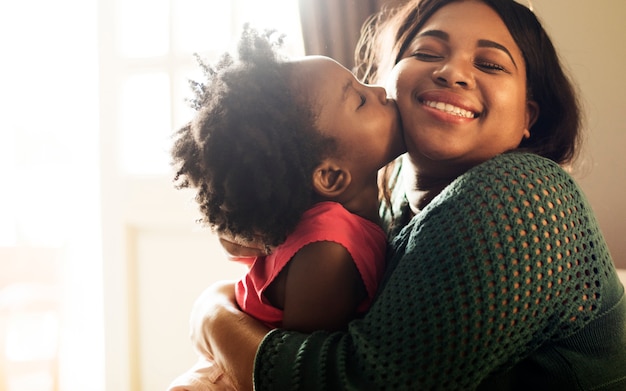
top-left (370, 85), bottom-right (388, 104)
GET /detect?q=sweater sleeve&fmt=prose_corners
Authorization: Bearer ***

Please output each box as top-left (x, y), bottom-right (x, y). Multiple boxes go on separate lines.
top-left (253, 153), bottom-right (619, 390)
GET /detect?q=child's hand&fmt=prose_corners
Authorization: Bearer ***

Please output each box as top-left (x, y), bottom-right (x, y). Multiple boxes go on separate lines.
top-left (218, 232), bottom-right (272, 263)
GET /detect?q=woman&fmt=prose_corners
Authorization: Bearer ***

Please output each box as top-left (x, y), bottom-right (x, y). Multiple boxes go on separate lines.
top-left (189, 1), bottom-right (626, 389)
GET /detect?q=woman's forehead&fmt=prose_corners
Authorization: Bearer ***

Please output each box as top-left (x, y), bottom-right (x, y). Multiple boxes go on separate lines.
top-left (417, 1), bottom-right (522, 57)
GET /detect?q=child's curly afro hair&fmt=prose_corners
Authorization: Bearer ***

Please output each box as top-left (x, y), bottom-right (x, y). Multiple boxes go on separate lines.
top-left (171, 26), bottom-right (336, 248)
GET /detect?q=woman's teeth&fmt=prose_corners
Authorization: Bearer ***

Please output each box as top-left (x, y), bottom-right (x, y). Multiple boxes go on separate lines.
top-left (423, 100), bottom-right (475, 118)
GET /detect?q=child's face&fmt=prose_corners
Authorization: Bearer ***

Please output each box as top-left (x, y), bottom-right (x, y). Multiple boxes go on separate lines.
top-left (292, 56), bottom-right (405, 177)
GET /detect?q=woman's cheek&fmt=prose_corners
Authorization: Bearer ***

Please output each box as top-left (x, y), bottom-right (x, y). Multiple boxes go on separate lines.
top-left (383, 65), bottom-right (402, 100)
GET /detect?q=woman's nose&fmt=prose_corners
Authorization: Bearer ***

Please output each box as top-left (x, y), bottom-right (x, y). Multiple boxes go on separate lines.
top-left (431, 59), bottom-right (475, 89)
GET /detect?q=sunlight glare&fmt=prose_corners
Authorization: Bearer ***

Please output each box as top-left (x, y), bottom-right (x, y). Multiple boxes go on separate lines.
top-left (119, 73), bottom-right (172, 175)
top-left (116, 0), bottom-right (170, 58)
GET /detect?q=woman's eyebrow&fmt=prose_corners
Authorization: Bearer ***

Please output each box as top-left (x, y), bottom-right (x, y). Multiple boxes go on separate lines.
top-left (416, 30), bottom-right (518, 69)
top-left (416, 29), bottom-right (448, 41)
top-left (477, 39), bottom-right (518, 69)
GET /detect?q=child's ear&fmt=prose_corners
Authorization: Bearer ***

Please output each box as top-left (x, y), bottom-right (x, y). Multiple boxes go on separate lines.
top-left (312, 160), bottom-right (351, 198)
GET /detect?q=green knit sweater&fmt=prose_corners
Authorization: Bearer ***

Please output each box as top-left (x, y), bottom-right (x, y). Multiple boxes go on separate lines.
top-left (253, 152), bottom-right (626, 390)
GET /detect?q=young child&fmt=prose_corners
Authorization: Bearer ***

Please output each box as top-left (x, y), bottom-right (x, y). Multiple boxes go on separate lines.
top-left (167, 26), bottom-right (404, 390)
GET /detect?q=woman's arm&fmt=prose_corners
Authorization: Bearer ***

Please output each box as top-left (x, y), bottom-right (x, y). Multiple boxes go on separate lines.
top-left (190, 281), bottom-right (270, 391)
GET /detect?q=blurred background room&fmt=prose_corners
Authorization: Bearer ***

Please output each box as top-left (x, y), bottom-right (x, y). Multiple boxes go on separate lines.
top-left (0, 0), bottom-right (624, 390)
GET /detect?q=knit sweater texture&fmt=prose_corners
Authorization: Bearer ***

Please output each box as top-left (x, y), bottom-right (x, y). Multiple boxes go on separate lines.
top-left (253, 152), bottom-right (626, 390)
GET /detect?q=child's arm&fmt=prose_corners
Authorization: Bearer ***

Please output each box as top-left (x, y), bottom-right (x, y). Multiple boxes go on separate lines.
top-left (267, 241), bottom-right (367, 332)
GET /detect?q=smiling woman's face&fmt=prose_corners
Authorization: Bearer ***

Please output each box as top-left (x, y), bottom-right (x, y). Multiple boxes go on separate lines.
top-left (386, 0), bottom-right (538, 177)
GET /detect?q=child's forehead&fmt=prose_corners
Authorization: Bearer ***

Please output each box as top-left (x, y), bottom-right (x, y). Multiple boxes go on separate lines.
top-left (287, 56), bottom-right (354, 101)
top-left (289, 56), bottom-right (349, 80)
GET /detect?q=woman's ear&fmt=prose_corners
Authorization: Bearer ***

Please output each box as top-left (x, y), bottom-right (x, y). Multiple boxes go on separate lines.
top-left (524, 100), bottom-right (540, 139)
top-left (312, 160), bottom-right (351, 198)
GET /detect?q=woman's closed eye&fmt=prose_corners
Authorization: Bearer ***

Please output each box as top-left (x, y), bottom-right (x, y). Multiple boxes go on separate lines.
top-left (475, 60), bottom-right (509, 73)
top-left (412, 51), bottom-right (443, 62)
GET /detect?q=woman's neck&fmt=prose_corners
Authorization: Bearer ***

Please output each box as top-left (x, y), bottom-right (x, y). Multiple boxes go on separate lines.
top-left (402, 157), bottom-right (466, 212)
top-left (404, 177), bottom-right (449, 213)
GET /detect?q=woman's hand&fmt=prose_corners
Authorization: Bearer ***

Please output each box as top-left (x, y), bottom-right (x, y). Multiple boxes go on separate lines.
top-left (189, 280), bottom-right (237, 359)
top-left (189, 280), bottom-right (270, 391)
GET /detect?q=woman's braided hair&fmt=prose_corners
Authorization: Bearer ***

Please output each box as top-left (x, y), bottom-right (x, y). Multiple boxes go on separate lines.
top-left (171, 26), bottom-right (336, 247)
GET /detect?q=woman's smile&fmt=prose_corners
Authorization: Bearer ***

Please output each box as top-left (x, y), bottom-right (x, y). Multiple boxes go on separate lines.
top-left (417, 89), bottom-right (480, 122)
top-left (422, 100), bottom-right (476, 119)
top-left (388, 1), bottom-right (534, 170)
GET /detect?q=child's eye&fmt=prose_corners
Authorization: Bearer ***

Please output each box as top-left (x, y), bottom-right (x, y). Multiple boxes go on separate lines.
top-left (358, 93), bottom-right (366, 108)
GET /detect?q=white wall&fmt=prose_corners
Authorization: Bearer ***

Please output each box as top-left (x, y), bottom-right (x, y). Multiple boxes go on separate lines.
top-left (532, 1), bottom-right (626, 268)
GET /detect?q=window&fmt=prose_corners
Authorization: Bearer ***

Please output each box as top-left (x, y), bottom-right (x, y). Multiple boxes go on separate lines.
top-left (1, 1), bottom-right (303, 390)
top-left (106, 0), bottom-right (305, 176)
top-left (98, 1), bottom-right (305, 390)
